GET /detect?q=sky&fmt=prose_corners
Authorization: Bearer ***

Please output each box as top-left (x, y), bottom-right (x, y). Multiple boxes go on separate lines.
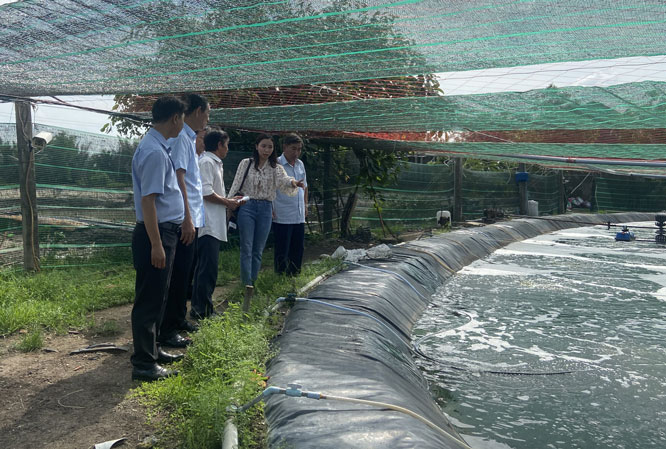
top-left (1, 55), bottom-right (666, 137)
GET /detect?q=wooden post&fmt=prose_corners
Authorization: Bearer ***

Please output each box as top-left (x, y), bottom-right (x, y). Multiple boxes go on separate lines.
top-left (15, 101), bottom-right (40, 271)
top-left (453, 157), bottom-right (463, 222)
top-left (518, 163), bottom-right (528, 215)
top-left (558, 170), bottom-right (566, 214)
top-left (322, 144), bottom-right (333, 236)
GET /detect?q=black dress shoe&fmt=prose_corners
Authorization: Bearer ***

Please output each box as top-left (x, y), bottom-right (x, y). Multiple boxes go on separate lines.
top-left (131, 364), bottom-right (178, 382)
top-left (177, 320), bottom-right (199, 333)
top-left (159, 333), bottom-right (192, 348)
top-left (157, 348), bottom-right (184, 364)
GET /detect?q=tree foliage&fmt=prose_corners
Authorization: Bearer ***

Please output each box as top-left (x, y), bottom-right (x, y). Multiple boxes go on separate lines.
top-left (352, 147), bottom-right (404, 238)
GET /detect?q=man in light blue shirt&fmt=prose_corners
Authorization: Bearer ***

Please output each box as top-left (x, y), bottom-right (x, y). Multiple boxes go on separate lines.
top-left (272, 133), bottom-right (308, 276)
top-left (130, 96), bottom-right (186, 382)
top-left (159, 94), bottom-right (209, 346)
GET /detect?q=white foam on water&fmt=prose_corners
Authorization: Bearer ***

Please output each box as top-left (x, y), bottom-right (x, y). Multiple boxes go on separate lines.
top-left (459, 263), bottom-right (547, 277)
top-left (417, 221), bottom-right (666, 449)
top-left (462, 435), bottom-right (517, 449)
top-left (652, 287), bottom-right (666, 302)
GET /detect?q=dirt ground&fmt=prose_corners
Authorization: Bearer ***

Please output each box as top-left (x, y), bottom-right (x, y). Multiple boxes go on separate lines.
top-left (0, 237), bottom-right (386, 449)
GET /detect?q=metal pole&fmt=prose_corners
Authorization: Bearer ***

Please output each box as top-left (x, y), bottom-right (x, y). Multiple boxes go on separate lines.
top-left (15, 101), bottom-right (40, 271)
top-left (453, 157), bottom-right (463, 222)
top-left (558, 170), bottom-right (566, 214)
top-left (322, 144), bottom-right (333, 236)
top-left (518, 163), bottom-right (528, 215)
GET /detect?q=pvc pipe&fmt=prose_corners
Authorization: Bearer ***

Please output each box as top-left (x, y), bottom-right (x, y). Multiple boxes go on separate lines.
top-left (221, 418), bottom-right (238, 449)
top-left (322, 394), bottom-right (472, 449)
top-left (504, 153), bottom-right (666, 167)
top-left (236, 384), bottom-right (472, 449)
top-left (267, 265), bottom-right (341, 314)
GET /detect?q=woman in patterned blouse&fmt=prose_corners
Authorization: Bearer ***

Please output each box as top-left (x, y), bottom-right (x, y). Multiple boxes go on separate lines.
top-left (227, 134), bottom-right (304, 312)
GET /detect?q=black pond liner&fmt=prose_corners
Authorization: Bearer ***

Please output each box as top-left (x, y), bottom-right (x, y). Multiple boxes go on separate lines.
top-left (265, 213), bottom-right (653, 449)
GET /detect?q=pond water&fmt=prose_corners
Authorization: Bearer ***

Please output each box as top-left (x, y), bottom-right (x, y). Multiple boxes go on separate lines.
top-left (414, 223), bottom-right (666, 449)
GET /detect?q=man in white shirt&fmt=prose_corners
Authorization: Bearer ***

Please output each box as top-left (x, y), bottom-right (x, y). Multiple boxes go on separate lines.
top-left (159, 94), bottom-right (209, 347)
top-left (191, 129), bottom-right (240, 318)
top-left (272, 133), bottom-right (308, 276)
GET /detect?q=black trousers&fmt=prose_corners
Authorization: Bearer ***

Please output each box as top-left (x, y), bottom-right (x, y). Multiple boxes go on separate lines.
top-left (191, 234), bottom-right (221, 317)
top-left (159, 228), bottom-right (197, 339)
top-left (273, 222), bottom-right (305, 276)
top-left (130, 223), bottom-right (178, 369)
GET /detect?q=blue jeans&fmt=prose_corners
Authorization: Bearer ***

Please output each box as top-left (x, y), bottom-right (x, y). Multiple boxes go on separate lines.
top-left (238, 199), bottom-right (273, 286)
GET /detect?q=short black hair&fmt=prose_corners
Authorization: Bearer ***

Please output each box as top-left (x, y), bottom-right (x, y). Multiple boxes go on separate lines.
top-left (182, 93), bottom-right (209, 115)
top-left (281, 133), bottom-right (303, 147)
top-left (204, 129), bottom-right (229, 152)
top-left (152, 96), bottom-right (186, 124)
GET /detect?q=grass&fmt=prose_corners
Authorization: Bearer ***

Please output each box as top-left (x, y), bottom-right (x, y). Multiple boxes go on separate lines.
top-left (91, 319), bottom-right (122, 337)
top-left (0, 249), bottom-right (135, 336)
top-left (14, 328), bottom-right (44, 352)
top-left (2, 242), bottom-right (341, 448)
top-left (135, 250), bottom-right (341, 449)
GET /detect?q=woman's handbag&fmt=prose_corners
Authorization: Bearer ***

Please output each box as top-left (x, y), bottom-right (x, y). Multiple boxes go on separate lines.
top-left (228, 159), bottom-right (252, 231)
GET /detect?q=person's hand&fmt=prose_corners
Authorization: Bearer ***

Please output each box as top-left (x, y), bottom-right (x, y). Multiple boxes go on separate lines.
top-left (180, 217), bottom-right (195, 245)
top-left (233, 195), bottom-right (247, 205)
top-left (227, 198), bottom-right (240, 211)
top-left (293, 179), bottom-right (305, 189)
top-left (150, 245), bottom-right (166, 269)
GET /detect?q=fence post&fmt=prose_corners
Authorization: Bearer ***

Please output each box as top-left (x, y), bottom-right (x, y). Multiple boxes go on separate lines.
top-left (453, 157), bottom-right (463, 222)
top-left (322, 144), bottom-right (334, 236)
top-left (15, 101), bottom-right (40, 271)
top-left (518, 163), bottom-right (528, 215)
top-left (558, 170), bottom-right (566, 214)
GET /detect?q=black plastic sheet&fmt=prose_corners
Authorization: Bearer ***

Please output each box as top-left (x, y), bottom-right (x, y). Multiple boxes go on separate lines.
top-left (266, 213), bottom-right (652, 448)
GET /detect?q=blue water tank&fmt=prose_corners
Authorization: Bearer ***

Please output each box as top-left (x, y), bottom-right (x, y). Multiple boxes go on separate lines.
top-left (515, 172), bottom-right (529, 183)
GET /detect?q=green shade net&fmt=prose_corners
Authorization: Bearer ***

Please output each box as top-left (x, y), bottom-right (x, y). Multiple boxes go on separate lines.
top-left (0, 123), bottom-right (137, 267)
top-left (351, 161), bottom-right (454, 226)
top-left (311, 136), bottom-right (666, 170)
top-left (212, 81), bottom-right (666, 133)
top-left (4, 123), bottom-right (666, 269)
top-left (350, 165), bottom-right (560, 226)
top-left (2, 1), bottom-right (666, 96)
top-left (596, 174), bottom-right (666, 212)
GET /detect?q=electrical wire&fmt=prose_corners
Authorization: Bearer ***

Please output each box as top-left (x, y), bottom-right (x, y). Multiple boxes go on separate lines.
top-left (0, 93), bottom-right (149, 124)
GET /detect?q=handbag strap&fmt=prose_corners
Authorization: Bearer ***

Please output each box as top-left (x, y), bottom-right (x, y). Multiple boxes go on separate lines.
top-left (238, 158), bottom-right (252, 193)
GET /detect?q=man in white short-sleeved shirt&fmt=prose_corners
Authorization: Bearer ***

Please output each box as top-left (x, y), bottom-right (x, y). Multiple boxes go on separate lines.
top-left (191, 129), bottom-right (241, 318)
top-left (272, 133), bottom-right (308, 276)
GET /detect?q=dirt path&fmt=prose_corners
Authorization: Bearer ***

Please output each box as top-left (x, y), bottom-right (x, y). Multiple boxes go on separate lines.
top-left (0, 238), bottom-right (374, 448)
top-left (0, 303), bottom-right (148, 449)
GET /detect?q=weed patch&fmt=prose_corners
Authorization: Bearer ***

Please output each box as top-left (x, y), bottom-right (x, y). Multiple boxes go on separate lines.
top-left (14, 328), bottom-right (43, 352)
top-left (0, 253), bottom-right (134, 335)
top-left (135, 254), bottom-right (341, 448)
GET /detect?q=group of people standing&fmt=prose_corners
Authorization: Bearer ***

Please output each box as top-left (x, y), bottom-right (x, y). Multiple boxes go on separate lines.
top-left (130, 95), bottom-right (306, 381)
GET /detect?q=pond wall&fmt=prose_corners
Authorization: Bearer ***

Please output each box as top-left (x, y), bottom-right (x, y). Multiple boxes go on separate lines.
top-left (265, 213), bottom-right (652, 448)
